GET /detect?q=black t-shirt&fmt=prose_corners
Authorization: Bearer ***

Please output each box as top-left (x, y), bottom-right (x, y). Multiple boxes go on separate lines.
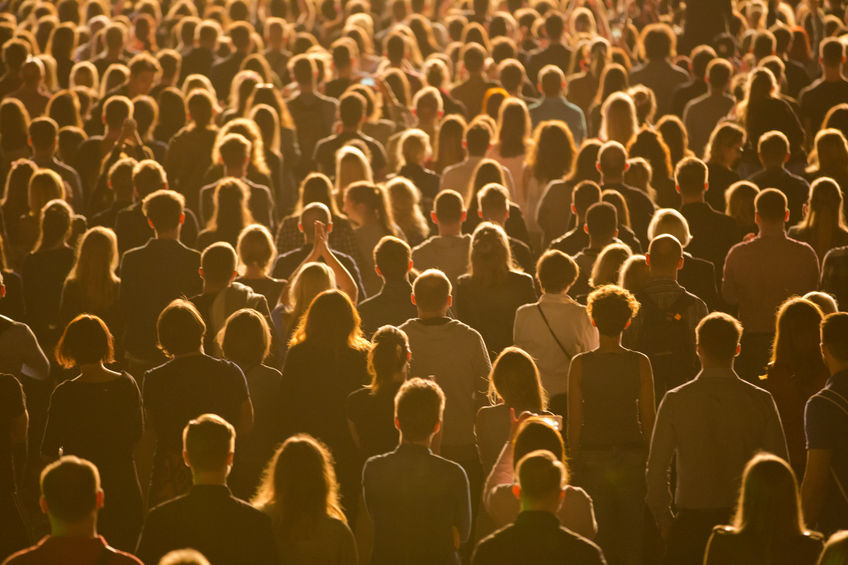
top-left (346, 384), bottom-right (401, 459)
top-left (143, 355), bottom-right (249, 453)
top-left (0, 374), bottom-right (24, 493)
top-left (800, 78), bottom-right (848, 134)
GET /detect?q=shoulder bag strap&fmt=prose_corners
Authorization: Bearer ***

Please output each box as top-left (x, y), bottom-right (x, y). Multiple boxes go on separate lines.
top-left (536, 304), bottom-right (572, 361)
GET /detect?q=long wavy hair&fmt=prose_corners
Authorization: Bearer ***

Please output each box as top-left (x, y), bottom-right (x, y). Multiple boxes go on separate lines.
top-left (252, 434), bottom-right (347, 539)
top-left (487, 347), bottom-right (547, 411)
top-left (289, 289), bottom-right (369, 351)
top-left (495, 97), bottom-right (531, 158)
top-left (526, 121), bottom-right (576, 183)
top-left (67, 227), bottom-right (120, 312)
top-left (792, 177), bottom-right (848, 259)
top-left (770, 297), bottom-right (825, 384)
top-left (284, 262), bottom-right (335, 328)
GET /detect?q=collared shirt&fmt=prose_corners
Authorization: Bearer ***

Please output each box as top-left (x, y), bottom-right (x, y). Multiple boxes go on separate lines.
top-left (805, 369), bottom-right (848, 533)
top-left (722, 232), bottom-right (819, 333)
top-left (646, 368), bottom-right (788, 519)
top-left (363, 443), bottom-right (471, 565)
top-left (513, 293), bottom-right (598, 397)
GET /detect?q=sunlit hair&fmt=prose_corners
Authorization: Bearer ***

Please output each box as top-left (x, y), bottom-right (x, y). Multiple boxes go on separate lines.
top-left (385, 177), bottom-right (428, 244)
top-left (469, 222), bottom-right (516, 286)
top-left (618, 254), bottom-right (650, 292)
top-left (648, 208), bottom-right (692, 247)
top-left (496, 97), bottom-right (531, 158)
top-left (289, 289), bottom-right (369, 351)
top-left (810, 128), bottom-right (848, 176)
top-left (252, 434), bottom-right (347, 537)
top-left (725, 181), bottom-right (760, 227)
top-left (219, 308), bottom-right (271, 369)
top-left (512, 417), bottom-right (567, 471)
top-left (590, 242), bottom-right (632, 288)
top-left (237, 224), bottom-right (277, 276)
top-left (213, 118), bottom-right (270, 176)
top-left (600, 92), bottom-right (637, 145)
top-left (705, 122), bottom-right (746, 165)
top-left (207, 177), bottom-right (255, 235)
top-left (466, 158), bottom-right (505, 207)
top-left (36, 199), bottom-right (72, 251)
top-left (770, 297), bottom-right (825, 380)
top-left (792, 177), bottom-right (847, 259)
top-left (367, 325), bottom-right (409, 395)
top-left (284, 262), bottom-right (335, 328)
top-left (67, 227), bottom-right (120, 313)
top-left (727, 453), bottom-right (809, 547)
top-left (487, 347), bottom-right (547, 410)
top-left (335, 145), bottom-right (373, 207)
top-left (434, 114), bottom-right (466, 173)
top-left (742, 67), bottom-right (778, 130)
top-left (345, 181), bottom-right (397, 237)
top-left (28, 168), bottom-right (65, 216)
top-left (819, 531), bottom-right (848, 565)
top-left (526, 120), bottom-right (576, 183)
top-left (55, 314), bottom-right (115, 368)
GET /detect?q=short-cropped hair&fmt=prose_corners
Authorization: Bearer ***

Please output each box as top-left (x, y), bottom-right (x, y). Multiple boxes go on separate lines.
top-left (572, 181), bottom-right (602, 216)
top-left (219, 308), bottom-right (271, 368)
top-left (201, 242), bottom-right (238, 284)
top-left (755, 188), bottom-right (788, 223)
top-left (394, 377), bottom-right (445, 442)
top-left (40, 456), bottom-right (100, 522)
top-left (707, 58), bottom-right (733, 89)
top-left (674, 156), bottom-right (708, 194)
top-left (237, 224), bottom-right (276, 271)
top-left (758, 130), bottom-right (789, 164)
top-left (55, 314), bottom-right (114, 368)
top-left (516, 450), bottom-right (565, 501)
top-left (585, 201), bottom-right (618, 239)
top-left (478, 183), bottom-right (509, 214)
top-left (696, 312), bottom-right (743, 361)
top-left (587, 284), bottom-right (640, 337)
top-left (133, 159), bottom-right (168, 197)
top-left (536, 250), bottom-right (578, 294)
top-left (157, 299), bottom-right (205, 356)
top-left (433, 190), bottom-right (464, 223)
top-left (412, 269), bottom-right (452, 313)
top-left (158, 549), bottom-right (211, 565)
top-left (374, 236), bottom-right (411, 280)
top-left (822, 312), bottom-right (848, 363)
top-left (217, 133), bottom-right (251, 168)
top-left (142, 189), bottom-right (184, 232)
top-left (183, 414), bottom-right (235, 472)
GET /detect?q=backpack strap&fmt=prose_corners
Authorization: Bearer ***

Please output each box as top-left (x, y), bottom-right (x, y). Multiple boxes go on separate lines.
top-left (536, 303), bottom-right (572, 361)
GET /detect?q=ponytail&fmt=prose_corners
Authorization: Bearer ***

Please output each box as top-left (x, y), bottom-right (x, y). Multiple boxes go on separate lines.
top-left (346, 181), bottom-right (398, 237)
top-left (367, 325), bottom-right (409, 395)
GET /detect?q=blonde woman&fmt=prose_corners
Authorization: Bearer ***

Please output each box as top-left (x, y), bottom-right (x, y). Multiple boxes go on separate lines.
top-left (19, 168), bottom-right (66, 255)
top-left (488, 98), bottom-right (532, 204)
top-left (334, 145), bottom-right (373, 212)
top-left (599, 92), bottom-right (638, 146)
top-left (385, 177), bottom-right (429, 247)
top-left (589, 243), bottom-right (632, 290)
top-left (252, 434), bottom-right (357, 565)
top-left (271, 262), bottom-right (335, 363)
top-left (59, 226), bottom-right (121, 332)
top-left (235, 224), bottom-right (286, 308)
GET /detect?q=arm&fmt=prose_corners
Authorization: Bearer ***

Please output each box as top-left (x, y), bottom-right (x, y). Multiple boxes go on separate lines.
top-left (40, 390), bottom-right (61, 462)
top-left (801, 448), bottom-right (832, 527)
top-left (567, 356), bottom-right (583, 457)
top-left (472, 332), bottom-right (492, 411)
top-left (19, 325), bottom-right (50, 381)
top-left (239, 398), bottom-right (255, 438)
top-left (638, 355), bottom-right (656, 441)
top-left (720, 250), bottom-right (739, 306)
top-left (763, 395), bottom-right (789, 462)
top-left (454, 466), bottom-right (472, 545)
top-left (645, 395), bottom-right (676, 539)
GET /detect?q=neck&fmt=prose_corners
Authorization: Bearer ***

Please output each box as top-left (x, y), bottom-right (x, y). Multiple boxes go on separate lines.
top-left (243, 264), bottom-right (266, 278)
top-left (78, 362), bottom-right (108, 377)
top-left (203, 280), bottom-right (230, 294)
top-left (597, 333), bottom-right (623, 351)
top-left (400, 433), bottom-right (432, 449)
top-left (588, 236), bottom-right (613, 249)
top-left (757, 221), bottom-right (786, 237)
top-left (437, 222), bottom-right (463, 236)
top-left (823, 66), bottom-right (843, 81)
top-left (155, 228), bottom-right (180, 241)
top-left (33, 149), bottom-right (54, 161)
top-left (650, 269), bottom-right (678, 281)
top-left (679, 191), bottom-right (705, 205)
top-left (827, 360), bottom-right (848, 375)
top-left (700, 356), bottom-right (733, 370)
top-left (192, 469), bottom-right (229, 486)
top-left (519, 497), bottom-right (560, 514)
top-left (709, 86), bottom-right (726, 96)
top-left (299, 83), bottom-right (314, 94)
top-left (49, 515), bottom-right (98, 538)
top-left (341, 124), bottom-right (359, 134)
top-left (224, 166), bottom-right (245, 178)
top-left (417, 309), bottom-right (447, 320)
top-left (601, 173), bottom-right (623, 185)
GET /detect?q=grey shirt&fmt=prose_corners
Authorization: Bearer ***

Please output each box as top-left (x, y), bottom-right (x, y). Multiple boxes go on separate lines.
top-left (646, 368), bottom-right (788, 520)
top-left (412, 235), bottom-right (471, 287)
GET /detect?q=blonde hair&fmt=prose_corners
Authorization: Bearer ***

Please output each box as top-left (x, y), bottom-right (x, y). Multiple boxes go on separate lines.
top-left (590, 243), bottom-right (632, 288)
top-left (285, 262), bottom-right (335, 330)
top-left (334, 145), bottom-right (372, 209)
top-left (67, 227), bottom-right (120, 313)
top-left (398, 128), bottom-right (431, 168)
top-left (600, 92), bottom-right (638, 145)
top-left (469, 222), bottom-right (516, 286)
top-left (28, 169), bottom-right (65, 216)
top-left (237, 224), bottom-right (277, 275)
top-left (618, 254), bottom-right (649, 292)
top-left (385, 177), bottom-right (429, 244)
top-left (648, 208), bottom-right (692, 247)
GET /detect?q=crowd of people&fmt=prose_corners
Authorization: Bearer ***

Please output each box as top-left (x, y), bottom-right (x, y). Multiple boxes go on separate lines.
top-left (2, 0), bottom-right (848, 563)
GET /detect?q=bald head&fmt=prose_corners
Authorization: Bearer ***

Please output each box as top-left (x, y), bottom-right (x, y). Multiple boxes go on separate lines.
top-left (647, 234), bottom-right (683, 274)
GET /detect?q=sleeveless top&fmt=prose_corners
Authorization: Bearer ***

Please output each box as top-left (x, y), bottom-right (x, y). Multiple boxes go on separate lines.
top-left (579, 350), bottom-right (644, 448)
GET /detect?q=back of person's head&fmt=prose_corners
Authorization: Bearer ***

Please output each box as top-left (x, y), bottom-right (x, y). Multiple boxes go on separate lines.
top-left (515, 450), bottom-right (566, 504)
top-left (186, 88), bottom-right (216, 128)
top-left (822, 312), bottom-right (848, 365)
top-left (218, 132), bottom-right (251, 169)
top-left (675, 156), bottom-right (708, 195)
top-left (228, 21), bottom-right (253, 51)
top-left (133, 159), bottom-right (167, 198)
top-left (368, 325), bottom-right (410, 394)
top-left (299, 202), bottom-right (332, 232)
top-left (294, 289), bottom-right (365, 349)
top-left (706, 58), bottom-right (733, 90)
top-left (201, 242), bottom-right (238, 285)
top-left (772, 297), bottom-right (824, 371)
top-left (572, 180), bottom-right (602, 217)
top-left (590, 243), bottom-right (632, 287)
top-left (40, 456), bottom-right (101, 524)
top-left (538, 64), bottom-right (565, 97)
top-left (696, 312), bottom-right (743, 363)
top-left (755, 188), bottom-right (788, 224)
top-left (253, 434), bottom-right (345, 531)
top-left (157, 298), bottom-right (205, 357)
top-left (478, 182), bottom-right (509, 218)
top-left (586, 284), bottom-right (640, 337)
top-left (28, 168), bottom-right (65, 216)
top-left (758, 130), bottom-right (789, 167)
top-left (29, 116), bottom-right (58, 151)
top-left (804, 291), bottom-right (838, 315)
top-left (543, 11), bottom-right (564, 40)
top-left (399, 128), bottom-right (431, 166)
top-left (461, 42), bottom-right (486, 74)
top-left (585, 201), bottom-right (617, 240)
top-left (619, 254), bottom-right (650, 292)
top-left (433, 189), bottom-right (465, 224)
top-left (488, 347), bottom-right (546, 410)
top-left (536, 249), bottom-right (578, 294)
top-left (143, 189), bottom-right (184, 232)
top-left (647, 233), bottom-right (683, 271)
top-left (470, 222), bottom-right (513, 284)
top-left (648, 209), bottom-right (692, 248)
top-left (290, 53), bottom-right (316, 86)
top-left (103, 95), bottom-right (132, 130)
top-left (394, 377), bottom-right (445, 442)
top-left (731, 453), bottom-right (805, 538)
top-left (374, 236), bottom-right (411, 281)
top-left (219, 308), bottom-right (271, 369)
top-left (641, 23), bottom-right (675, 60)
top-left (158, 549), bottom-right (211, 565)
top-left (55, 314), bottom-right (114, 369)
top-left (512, 417), bottom-right (565, 466)
top-left (237, 224), bottom-right (276, 274)
top-left (339, 91), bottom-right (366, 128)
top-left (465, 120), bottom-right (492, 156)
top-left (598, 141), bottom-right (628, 176)
top-left (820, 37), bottom-right (845, 68)
top-left (752, 30), bottom-right (776, 60)
top-left (37, 199), bottom-right (72, 251)
top-left (412, 268), bottom-right (451, 313)
top-left (183, 414), bottom-right (235, 472)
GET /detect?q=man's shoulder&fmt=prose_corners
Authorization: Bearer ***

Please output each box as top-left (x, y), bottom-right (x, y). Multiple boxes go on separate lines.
top-left (824, 245), bottom-right (848, 262)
